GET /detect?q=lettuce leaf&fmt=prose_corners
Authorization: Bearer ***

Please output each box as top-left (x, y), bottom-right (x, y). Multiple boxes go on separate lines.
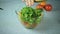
top-left (19, 7), bottom-right (43, 24)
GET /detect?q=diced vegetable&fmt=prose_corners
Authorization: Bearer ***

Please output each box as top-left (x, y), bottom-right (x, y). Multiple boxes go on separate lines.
top-left (19, 7), bottom-right (43, 24)
top-left (44, 4), bottom-right (52, 11)
top-left (40, 1), bottom-right (46, 7)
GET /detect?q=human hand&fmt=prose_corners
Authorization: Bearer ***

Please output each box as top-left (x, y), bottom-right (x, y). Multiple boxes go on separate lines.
top-left (22, 0), bottom-right (34, 6)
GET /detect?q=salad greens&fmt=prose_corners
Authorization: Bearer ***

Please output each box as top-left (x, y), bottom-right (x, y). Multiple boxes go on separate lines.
top-left (19, 7), bottom-right (43, 24)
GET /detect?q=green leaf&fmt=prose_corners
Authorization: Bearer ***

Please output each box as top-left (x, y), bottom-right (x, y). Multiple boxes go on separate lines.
top-left (20, 6), bottom-right (43, 24)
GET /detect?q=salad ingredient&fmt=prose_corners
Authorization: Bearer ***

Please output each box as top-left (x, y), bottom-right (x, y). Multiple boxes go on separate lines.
top-left (20, 7), bottom-right (43, 25)
top-left (34, 0), bottom-right (47, 3)
top-left (40, 1), bottom-right (46, 7)
top-left (36, 4), bottom-right (43, 9)
top-left (44, 4), bottom-right (52, 11)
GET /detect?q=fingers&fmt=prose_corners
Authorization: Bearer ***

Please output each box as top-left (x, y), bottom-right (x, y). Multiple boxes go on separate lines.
top-left (25, 0), bottom-right (34, 6)
top-left (25, 0), bottom-right (29, 6)
top-left (28, 0), bottom-right (31, 6)
top-left (31, 0), bottom-right (34, 6)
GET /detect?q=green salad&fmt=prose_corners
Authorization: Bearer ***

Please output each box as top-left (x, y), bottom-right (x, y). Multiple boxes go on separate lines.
top-left (19, 7), bottom-right (43, 24)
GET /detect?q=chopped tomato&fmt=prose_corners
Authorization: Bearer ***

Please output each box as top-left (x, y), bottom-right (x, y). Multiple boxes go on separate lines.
top-left (24, 22), bottom-right (28, 25)
top-left (40, 1), bottom-right (46, 7)
top-left (36, 4), bottom-right (43, 9)
top-left (44, 4), bottom-right (52, 11)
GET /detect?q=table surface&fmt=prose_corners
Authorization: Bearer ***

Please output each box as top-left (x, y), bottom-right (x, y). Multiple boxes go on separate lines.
top-left (0, 0), bottom-right (60, 34)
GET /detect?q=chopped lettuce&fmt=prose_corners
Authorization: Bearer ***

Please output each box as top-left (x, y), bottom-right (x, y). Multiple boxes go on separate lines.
top-left (19, 7), bottom-right (43, 24)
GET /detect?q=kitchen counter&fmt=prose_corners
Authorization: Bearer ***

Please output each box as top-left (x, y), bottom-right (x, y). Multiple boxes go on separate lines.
top-left (0, 0), bottom-right (60, 34)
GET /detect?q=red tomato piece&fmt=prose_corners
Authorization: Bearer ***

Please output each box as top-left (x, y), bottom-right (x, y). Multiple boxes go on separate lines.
top-left (44, 4), bottom-right (52, 11)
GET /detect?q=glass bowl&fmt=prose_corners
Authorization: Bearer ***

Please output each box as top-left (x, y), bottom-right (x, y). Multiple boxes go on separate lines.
top-left (15, 9), bottom-right (44, 29)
